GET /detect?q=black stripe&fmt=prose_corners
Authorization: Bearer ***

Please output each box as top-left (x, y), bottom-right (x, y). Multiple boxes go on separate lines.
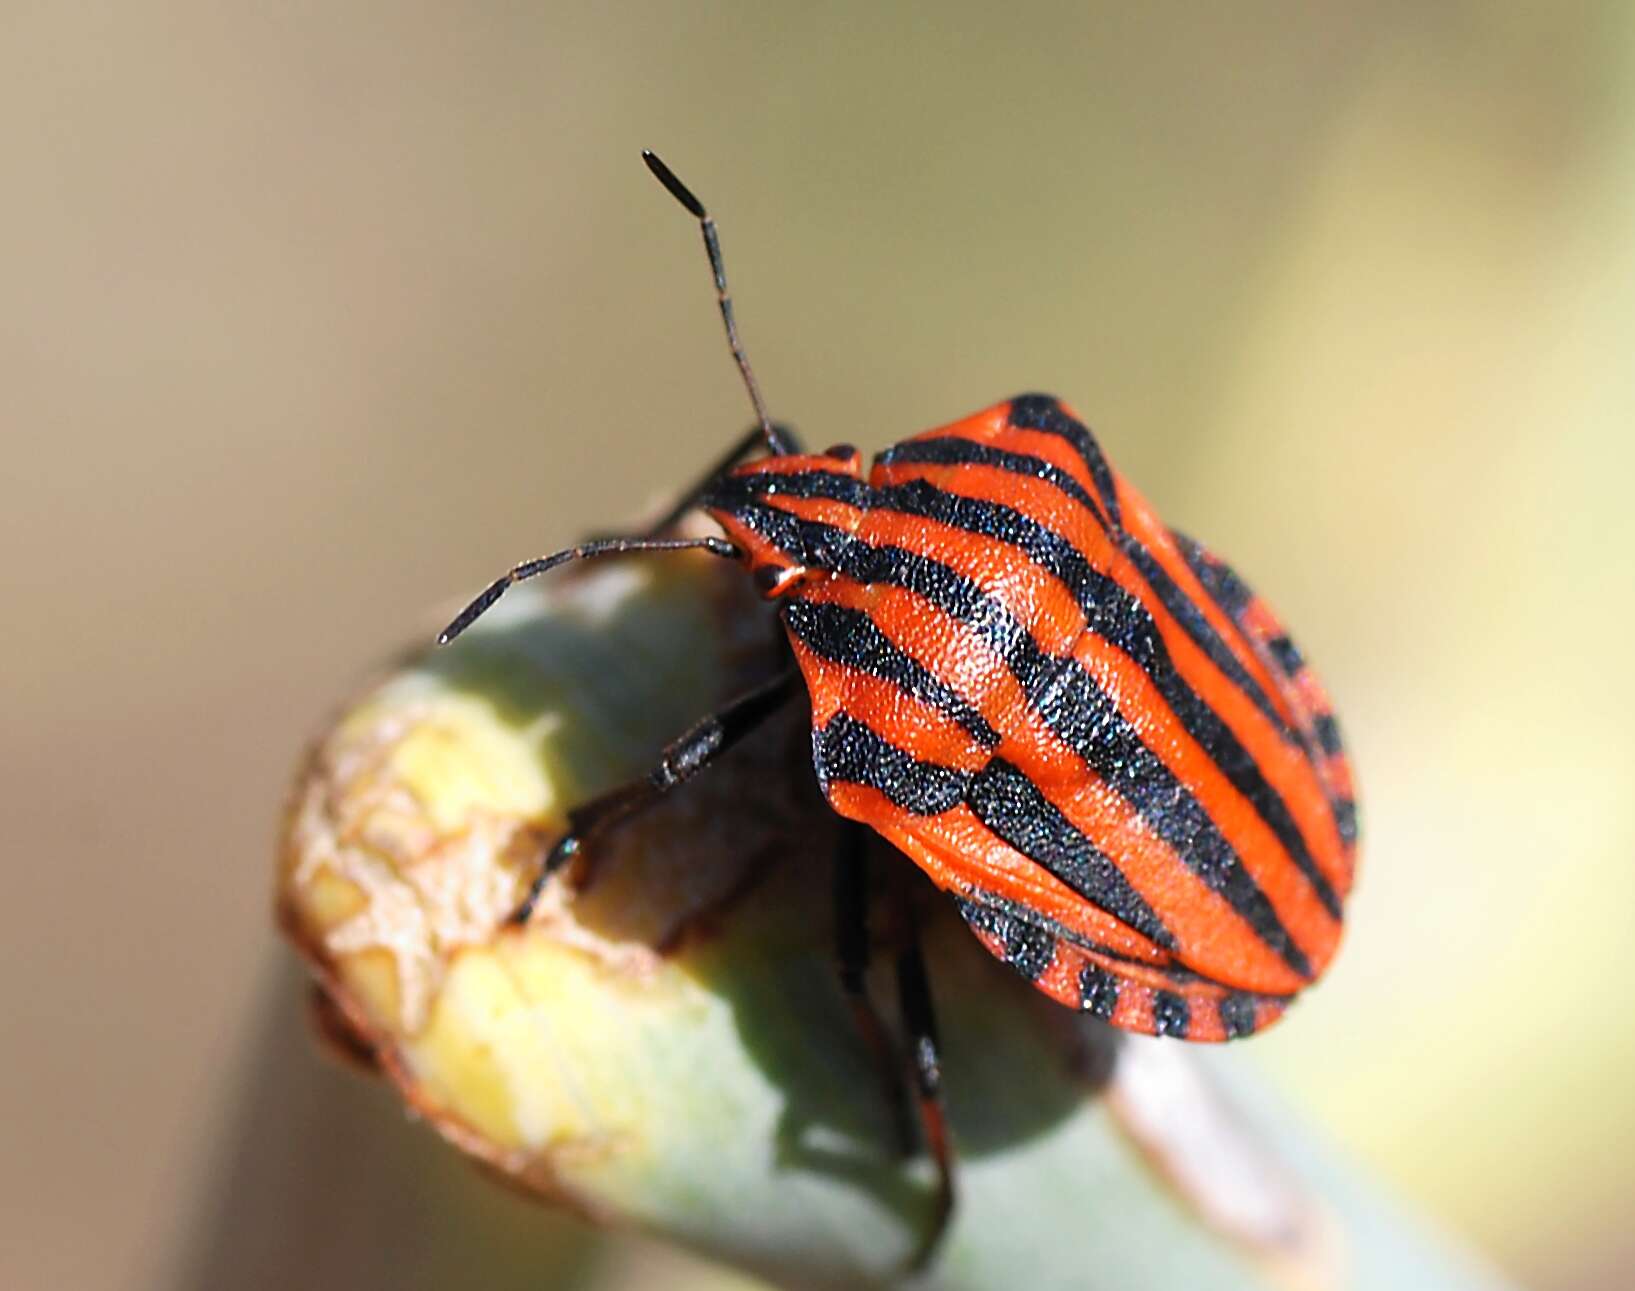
top-left (818, 717), bottom-right (1175, 959)
top-left (1163, 533), bottom-right (1295, 716)
top-left (1120, 542), bottom-right (1297, 744)
top-left (1266, 634), bottom-right (1304, 677)
top-left (1152, 990), bottom-right (1191, 1038)
top-left (1174, 531), bottom-right (1252, 619)
top-left (704, 471), bottom-right (870, 572)
top-left (1173, 528), bottom-right (1357, 865)
top-left (1334, 798), bottom-right (1359, 847)
top-left (1219, 993), bottom-right (1257, 1039)
top-left (954, 898), bottom-right (1056, 982)
top-left (1313, 713), bottom-right (1344, 758)
top-left (879, 435), bottom-right (1106, 527)
top-left (725, 498), bottom-right (1315, 979)
top-left (783, 599), bottom-right (999, 747)
top-left (967, 759), bottom-right (1175, 950)
top-left (1006, 394), bottom-right (1123, 530)
top-left (960, 890), bottom-right (1175, 974)
top-left (1078, 963), bottom-right (1121, 1018)
top-left (964, 888), bottom-right (1297, 1013)
top-left (812, 713), bottom-right (968, 815)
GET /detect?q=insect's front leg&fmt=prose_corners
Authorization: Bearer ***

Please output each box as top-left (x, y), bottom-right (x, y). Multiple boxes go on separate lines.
top-left (510, 667), bottom-right (798, 923)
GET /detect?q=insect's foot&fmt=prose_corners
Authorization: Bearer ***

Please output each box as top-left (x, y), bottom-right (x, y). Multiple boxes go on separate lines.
top-left (903, 1171), bottom-right (955, 1273)
top-left (505, 835), bottom-right (581, 927)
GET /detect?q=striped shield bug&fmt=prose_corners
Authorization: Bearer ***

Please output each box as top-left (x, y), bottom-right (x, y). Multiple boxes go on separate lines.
top-left (437, 152), bottom-right (1358, 1261)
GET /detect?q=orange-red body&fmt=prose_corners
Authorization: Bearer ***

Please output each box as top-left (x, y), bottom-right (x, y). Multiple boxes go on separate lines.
top-left (706, 395), bottom-right (1356, 1040)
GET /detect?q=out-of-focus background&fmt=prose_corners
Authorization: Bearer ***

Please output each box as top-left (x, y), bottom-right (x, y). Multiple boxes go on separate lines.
top-left (4, 4), bottom-right (1632, 1289)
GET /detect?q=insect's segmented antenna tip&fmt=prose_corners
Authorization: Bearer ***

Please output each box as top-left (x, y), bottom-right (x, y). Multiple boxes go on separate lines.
top-left (642, 150), bottom-right (707, 218)
top-left (437, 577), bottom-right (509, 646)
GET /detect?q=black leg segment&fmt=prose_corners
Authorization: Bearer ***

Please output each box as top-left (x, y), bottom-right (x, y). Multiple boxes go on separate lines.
top-left (897, 912), bottom-right (955, 1269)
top-left (509, 668), bottom-right (799, 923)
top-left (832, 822), bottom-right (914, 1152)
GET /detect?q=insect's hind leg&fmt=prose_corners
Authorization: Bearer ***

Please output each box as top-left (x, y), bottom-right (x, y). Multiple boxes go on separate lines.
top-left (510, 667), bottom-right (798, 923)
top-left (897, 905), bottom-right (956, 1269)
top-left (833, 822), bottom-right (915, 1153)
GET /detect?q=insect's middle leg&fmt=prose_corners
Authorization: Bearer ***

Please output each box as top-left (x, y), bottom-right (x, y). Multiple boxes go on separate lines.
top-left (897, 907), bottom-right (956, 1269)
top-left (511, 667), bottom-right (798, 923)
top-left (833, 822), bottom-right (914, 1152)
top-left (835, 838), bottom-right (958, 1268)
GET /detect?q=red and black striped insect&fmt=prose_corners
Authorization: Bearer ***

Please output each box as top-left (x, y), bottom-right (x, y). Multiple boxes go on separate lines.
top-left (438, 152), bottom-right (1358, 1259)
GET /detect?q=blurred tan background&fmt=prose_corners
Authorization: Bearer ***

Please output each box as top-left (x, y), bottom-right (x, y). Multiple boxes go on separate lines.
top-left (4, 4), bottom-right (1632, 1289)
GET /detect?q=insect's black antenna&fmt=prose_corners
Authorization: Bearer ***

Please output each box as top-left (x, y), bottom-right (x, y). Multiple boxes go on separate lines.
top-left (437, 535), bottom-right (738, 645)
top-left (643, 150), bottom-right (795, 457)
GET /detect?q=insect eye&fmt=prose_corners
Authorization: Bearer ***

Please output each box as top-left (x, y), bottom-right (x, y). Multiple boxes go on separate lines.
top-left (824, 443), bottom-right (858, 462)
top-left (753, 565), bottom-right (788, 596)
